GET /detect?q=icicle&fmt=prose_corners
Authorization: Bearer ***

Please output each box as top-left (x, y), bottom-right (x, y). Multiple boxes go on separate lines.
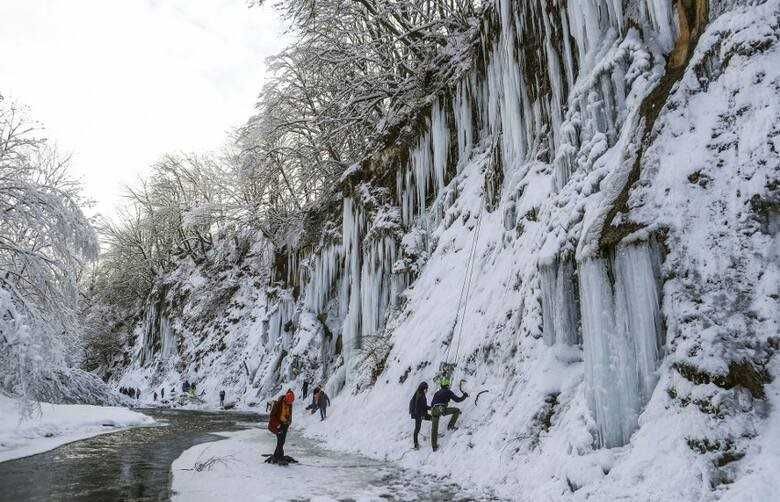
top-left (644, 0), bottom-right (677, 53)
top-left (580, 257), bottom-right (641, 448)
top-left (453, 79), bottom-right (474, 164)
top-left (340, 197), bottom-right (365, 382)
top-left (410, 128), bottom-right (433, 220)
top-left (540, 257), bottom-right (580, 346)
top-left (431, 99), bottom-right (449, 193)
top-left (306, 244), bottom-right (344, 314)
top-left (579, 241), bottom-right (663, 448)
top-left (160, 315), bottom-right (175, 358)
top-left (613, 242), bottom-right (664, 404)
top-left (359, 235), bottom-right (398, 343)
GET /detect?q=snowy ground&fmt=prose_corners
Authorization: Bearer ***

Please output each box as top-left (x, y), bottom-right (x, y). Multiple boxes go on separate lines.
top-left (171, 422), bottom-right (501, 501)
top-left (0, 395), bottom-right (154, 463)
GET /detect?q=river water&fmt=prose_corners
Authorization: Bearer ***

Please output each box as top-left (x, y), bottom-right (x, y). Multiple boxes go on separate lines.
top-left (0, 408), bottom-right (262, 502)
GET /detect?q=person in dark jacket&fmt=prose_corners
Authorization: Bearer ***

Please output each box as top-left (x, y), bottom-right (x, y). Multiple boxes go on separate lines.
top-left (317, 389), bottom-right (331, 421)
top-left (430, 378), bottom-right (468, 451)
top-left (409, 382), bottom-right (431, 449)
top-left (219, 389), bottom-right (226, 408)
top-left (302, 380), bottom-right (309, 399)
top-left (267, 390), bottom-right (295, 464)
top-left (161, 388), bottom-right (165, 399)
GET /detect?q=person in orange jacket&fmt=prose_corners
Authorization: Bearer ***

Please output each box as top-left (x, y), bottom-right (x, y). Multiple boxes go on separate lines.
top-left (267, 389), bottom-right (295, 464)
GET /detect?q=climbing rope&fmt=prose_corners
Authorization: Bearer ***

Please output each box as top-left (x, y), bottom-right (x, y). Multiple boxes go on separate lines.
top-left (444, 196), bottom-right (486, 370)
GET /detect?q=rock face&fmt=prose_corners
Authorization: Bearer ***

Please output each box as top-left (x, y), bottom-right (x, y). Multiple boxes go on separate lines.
top-left (112, 0), bottom-right (779, 498)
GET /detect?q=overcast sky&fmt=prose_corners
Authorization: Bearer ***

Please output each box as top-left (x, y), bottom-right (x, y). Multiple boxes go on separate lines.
top-left (0, 0), bottom-right (284, 218)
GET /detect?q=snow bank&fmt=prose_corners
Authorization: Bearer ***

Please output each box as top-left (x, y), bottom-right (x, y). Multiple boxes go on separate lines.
top-left (0, 395), bottom-right (154, 462)
top-left (171, 429), bottom-right (399, 501)
top-left (171, 424), bottom-right (496, 501)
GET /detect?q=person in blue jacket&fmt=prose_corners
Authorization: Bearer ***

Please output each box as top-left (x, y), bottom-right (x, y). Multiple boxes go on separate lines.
top-left (409, 382), bottom-right (431, 449)
top-left (430, 377), bottom-right (468, 451)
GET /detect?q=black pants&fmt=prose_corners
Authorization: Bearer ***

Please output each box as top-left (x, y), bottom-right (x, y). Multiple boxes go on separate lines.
top-left (413, 415), bottom-right (430, 446)
top-left (319, 406), bottom-right (327, 420)
top-left (273, 425), bottom-right (289, 458)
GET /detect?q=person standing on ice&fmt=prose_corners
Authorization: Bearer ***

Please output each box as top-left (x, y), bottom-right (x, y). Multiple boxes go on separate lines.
top-left (430, 377), bottom-right (468, 451)
top-left (409, 381), bottom-right (431, 450)
top-left (307, 387), bottom-right (320, 414)
top-left (267, 389), bottom-right (295, 465)
top-left (317, 388), bottom-right (331, 421)
top-left (302, 380), bottom-right (309, 399)
top-left (219, 389), bottom-right (226, 408)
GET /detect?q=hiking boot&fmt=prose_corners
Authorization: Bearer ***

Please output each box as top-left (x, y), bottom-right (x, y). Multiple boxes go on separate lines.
top-left (413, 443), bottom-right (420, 450)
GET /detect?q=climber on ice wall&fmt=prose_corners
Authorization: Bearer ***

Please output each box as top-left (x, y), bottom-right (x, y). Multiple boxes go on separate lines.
top-left (430, 377), bottom-right (468, 451)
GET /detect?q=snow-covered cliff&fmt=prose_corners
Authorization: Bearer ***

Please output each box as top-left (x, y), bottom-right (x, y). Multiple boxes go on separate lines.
top-left (111, 0), bottom-right (779, 499)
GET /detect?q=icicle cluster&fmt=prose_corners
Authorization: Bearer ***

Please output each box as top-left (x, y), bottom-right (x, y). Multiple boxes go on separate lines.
top-left (267, 292), bottom-right (296, 348)
top-left (540, 256), bottom-right (580, 346)
top-left (397, 98), bottom-right (452, 227)
top-left (579, 241), bottom-right (664, 447)
top-left (298, 0), bottom-right (680, 429)
top-left (305, 244), bottom-right (344, 314)
top-left (139, 296), bottom-right (176, 365)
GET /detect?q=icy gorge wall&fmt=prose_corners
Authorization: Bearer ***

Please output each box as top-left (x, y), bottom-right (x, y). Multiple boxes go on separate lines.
top-left (113, 0), bottom-right (778, 498)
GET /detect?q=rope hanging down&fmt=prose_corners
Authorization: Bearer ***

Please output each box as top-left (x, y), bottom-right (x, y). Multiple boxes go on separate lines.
top-left (444, 198), bottom-right (485, 369)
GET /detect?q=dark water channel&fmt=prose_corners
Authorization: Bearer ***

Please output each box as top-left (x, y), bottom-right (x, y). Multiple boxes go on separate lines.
top-left (0, 408), bottom-right (263, 502)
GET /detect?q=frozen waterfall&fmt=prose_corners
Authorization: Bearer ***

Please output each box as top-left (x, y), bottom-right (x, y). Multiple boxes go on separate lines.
top-left (540, 256), bottom-right (581, 346)
top-left (580, 241), bottom-right (664, 447)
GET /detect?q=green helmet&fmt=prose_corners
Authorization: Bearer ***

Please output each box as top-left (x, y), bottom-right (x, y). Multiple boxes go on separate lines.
top-left (439, 377), bottom-right (451, 387)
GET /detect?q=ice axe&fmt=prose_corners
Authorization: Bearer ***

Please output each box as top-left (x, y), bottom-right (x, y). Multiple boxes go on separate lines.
top-left (474, 390), bottom-right (489, 405)
top-left (459, 379), bottom-right (489, 405)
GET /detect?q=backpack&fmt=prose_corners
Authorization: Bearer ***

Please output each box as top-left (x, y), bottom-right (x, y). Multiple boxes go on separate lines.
top-left (268, 398), bottom-right (282, 434)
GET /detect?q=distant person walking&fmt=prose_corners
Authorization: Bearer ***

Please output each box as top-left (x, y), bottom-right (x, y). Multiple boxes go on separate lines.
top-left (306, 387), bottom-right (320, 414)
top-left (161, 388), bottom-right (165, 400)
top-left (409, 382), bottom-right (431, 450)
top-left (220, 390), bottom-right (226, 408)
top-left (317, 389), bottom-right (331, 421)
top-left (302, 380), bottom-right (309, 400)
top-left (267, 390), bottom-right (295, 465)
